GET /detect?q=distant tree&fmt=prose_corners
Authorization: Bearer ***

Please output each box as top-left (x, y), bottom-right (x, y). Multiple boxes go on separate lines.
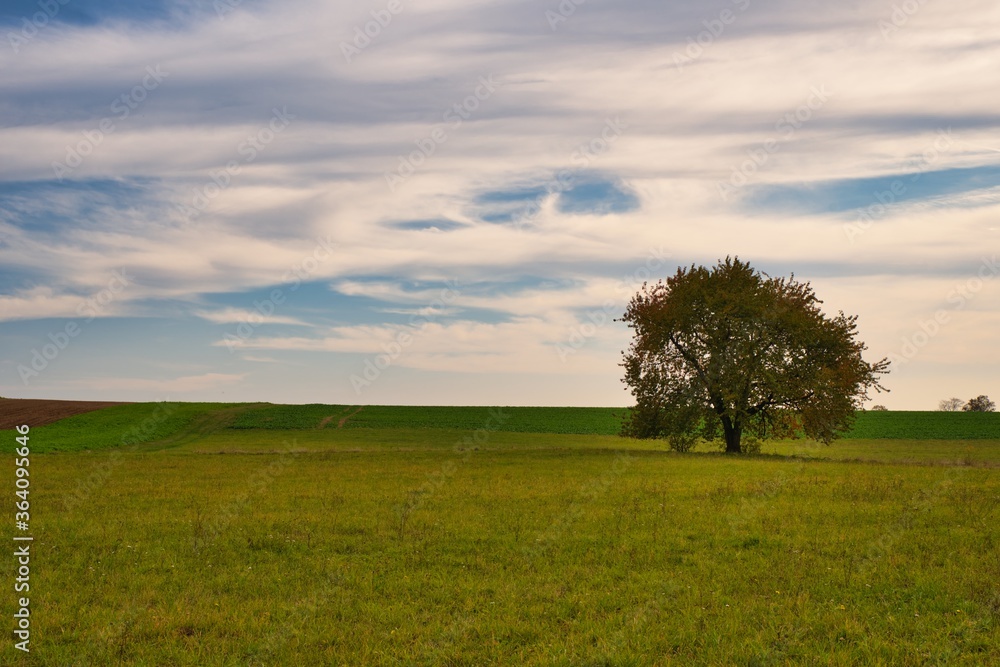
top-left (870, 405), bottom-right (888, 411)
top-left (963, 395), bottom-right (996, 412)
top-left (619, 257), bottom-right (890, 454)
top-left (938, 397), bottom-right (965, 412)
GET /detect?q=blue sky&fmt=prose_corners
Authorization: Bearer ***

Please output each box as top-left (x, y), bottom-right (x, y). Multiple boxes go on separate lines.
top-left (1, 0), bottom-right (998, 407)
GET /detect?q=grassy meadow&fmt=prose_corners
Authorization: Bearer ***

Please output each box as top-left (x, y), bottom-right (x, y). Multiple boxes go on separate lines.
top-left (4, 404), bottom-right (999, 665)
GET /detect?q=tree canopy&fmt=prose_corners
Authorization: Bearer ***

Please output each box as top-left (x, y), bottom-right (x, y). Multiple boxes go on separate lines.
top-left (619, 257), bottom-right (889, 454)
top-left (963, 395), bottom-right (996, 412)
top-left (939, 397), bottom-right (965, 412)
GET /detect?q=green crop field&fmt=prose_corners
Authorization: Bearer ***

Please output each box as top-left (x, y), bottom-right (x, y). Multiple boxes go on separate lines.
top-left (846, 411), bottom-right (1000, 440)
top-left (3, 403), bottom-right (999, 665)
top-left (20, 403), bottom-right (999, 454)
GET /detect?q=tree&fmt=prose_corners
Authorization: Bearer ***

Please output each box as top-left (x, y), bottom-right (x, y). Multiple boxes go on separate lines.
top-left (938, 397), bottom-right (965, 412)
top-left (619, 257), bottom-right (890, 454)
top-left (963, 395), bottom-right (996, 412)
top-left (870, 405), bottom-right (888, 411)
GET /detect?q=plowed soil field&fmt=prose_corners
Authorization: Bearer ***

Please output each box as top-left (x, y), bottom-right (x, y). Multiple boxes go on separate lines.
top-left (0, 398), bottom-right (128, 429)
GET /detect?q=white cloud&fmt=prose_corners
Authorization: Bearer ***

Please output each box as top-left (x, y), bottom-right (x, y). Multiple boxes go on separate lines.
top-left (193, 308), bottom-right (312, 327)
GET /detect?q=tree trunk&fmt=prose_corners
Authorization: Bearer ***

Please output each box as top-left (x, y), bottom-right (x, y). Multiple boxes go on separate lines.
top-left (721, 416), bottom-right (742, 454)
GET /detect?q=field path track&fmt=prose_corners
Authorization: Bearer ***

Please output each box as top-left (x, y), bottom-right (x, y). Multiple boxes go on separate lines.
top-left (136, 404), bottom-right (262, 451)
top-left (337, 406), bottom-right (364, 428)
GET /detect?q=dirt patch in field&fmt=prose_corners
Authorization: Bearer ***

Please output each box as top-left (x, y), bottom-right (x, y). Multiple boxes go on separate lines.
top-left (0, 398), bottom-right (130, 429)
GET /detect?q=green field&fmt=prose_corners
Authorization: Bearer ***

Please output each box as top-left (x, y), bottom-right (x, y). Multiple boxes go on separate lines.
top-left (3, 404), bottom-right (999, 665)
top-left (16, 403), bottom-right (1000, 454)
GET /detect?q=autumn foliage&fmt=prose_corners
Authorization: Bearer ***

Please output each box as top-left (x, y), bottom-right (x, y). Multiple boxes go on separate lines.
top-left (619, 258), bottom-right (889, 453)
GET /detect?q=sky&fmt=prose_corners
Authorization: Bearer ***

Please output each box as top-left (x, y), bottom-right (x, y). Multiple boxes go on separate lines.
top-left (0, 0), bottom-right (998, 408)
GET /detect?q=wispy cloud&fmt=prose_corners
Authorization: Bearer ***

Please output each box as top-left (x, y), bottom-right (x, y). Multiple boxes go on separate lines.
top-left (193, 308), bottom-right (312, 327)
